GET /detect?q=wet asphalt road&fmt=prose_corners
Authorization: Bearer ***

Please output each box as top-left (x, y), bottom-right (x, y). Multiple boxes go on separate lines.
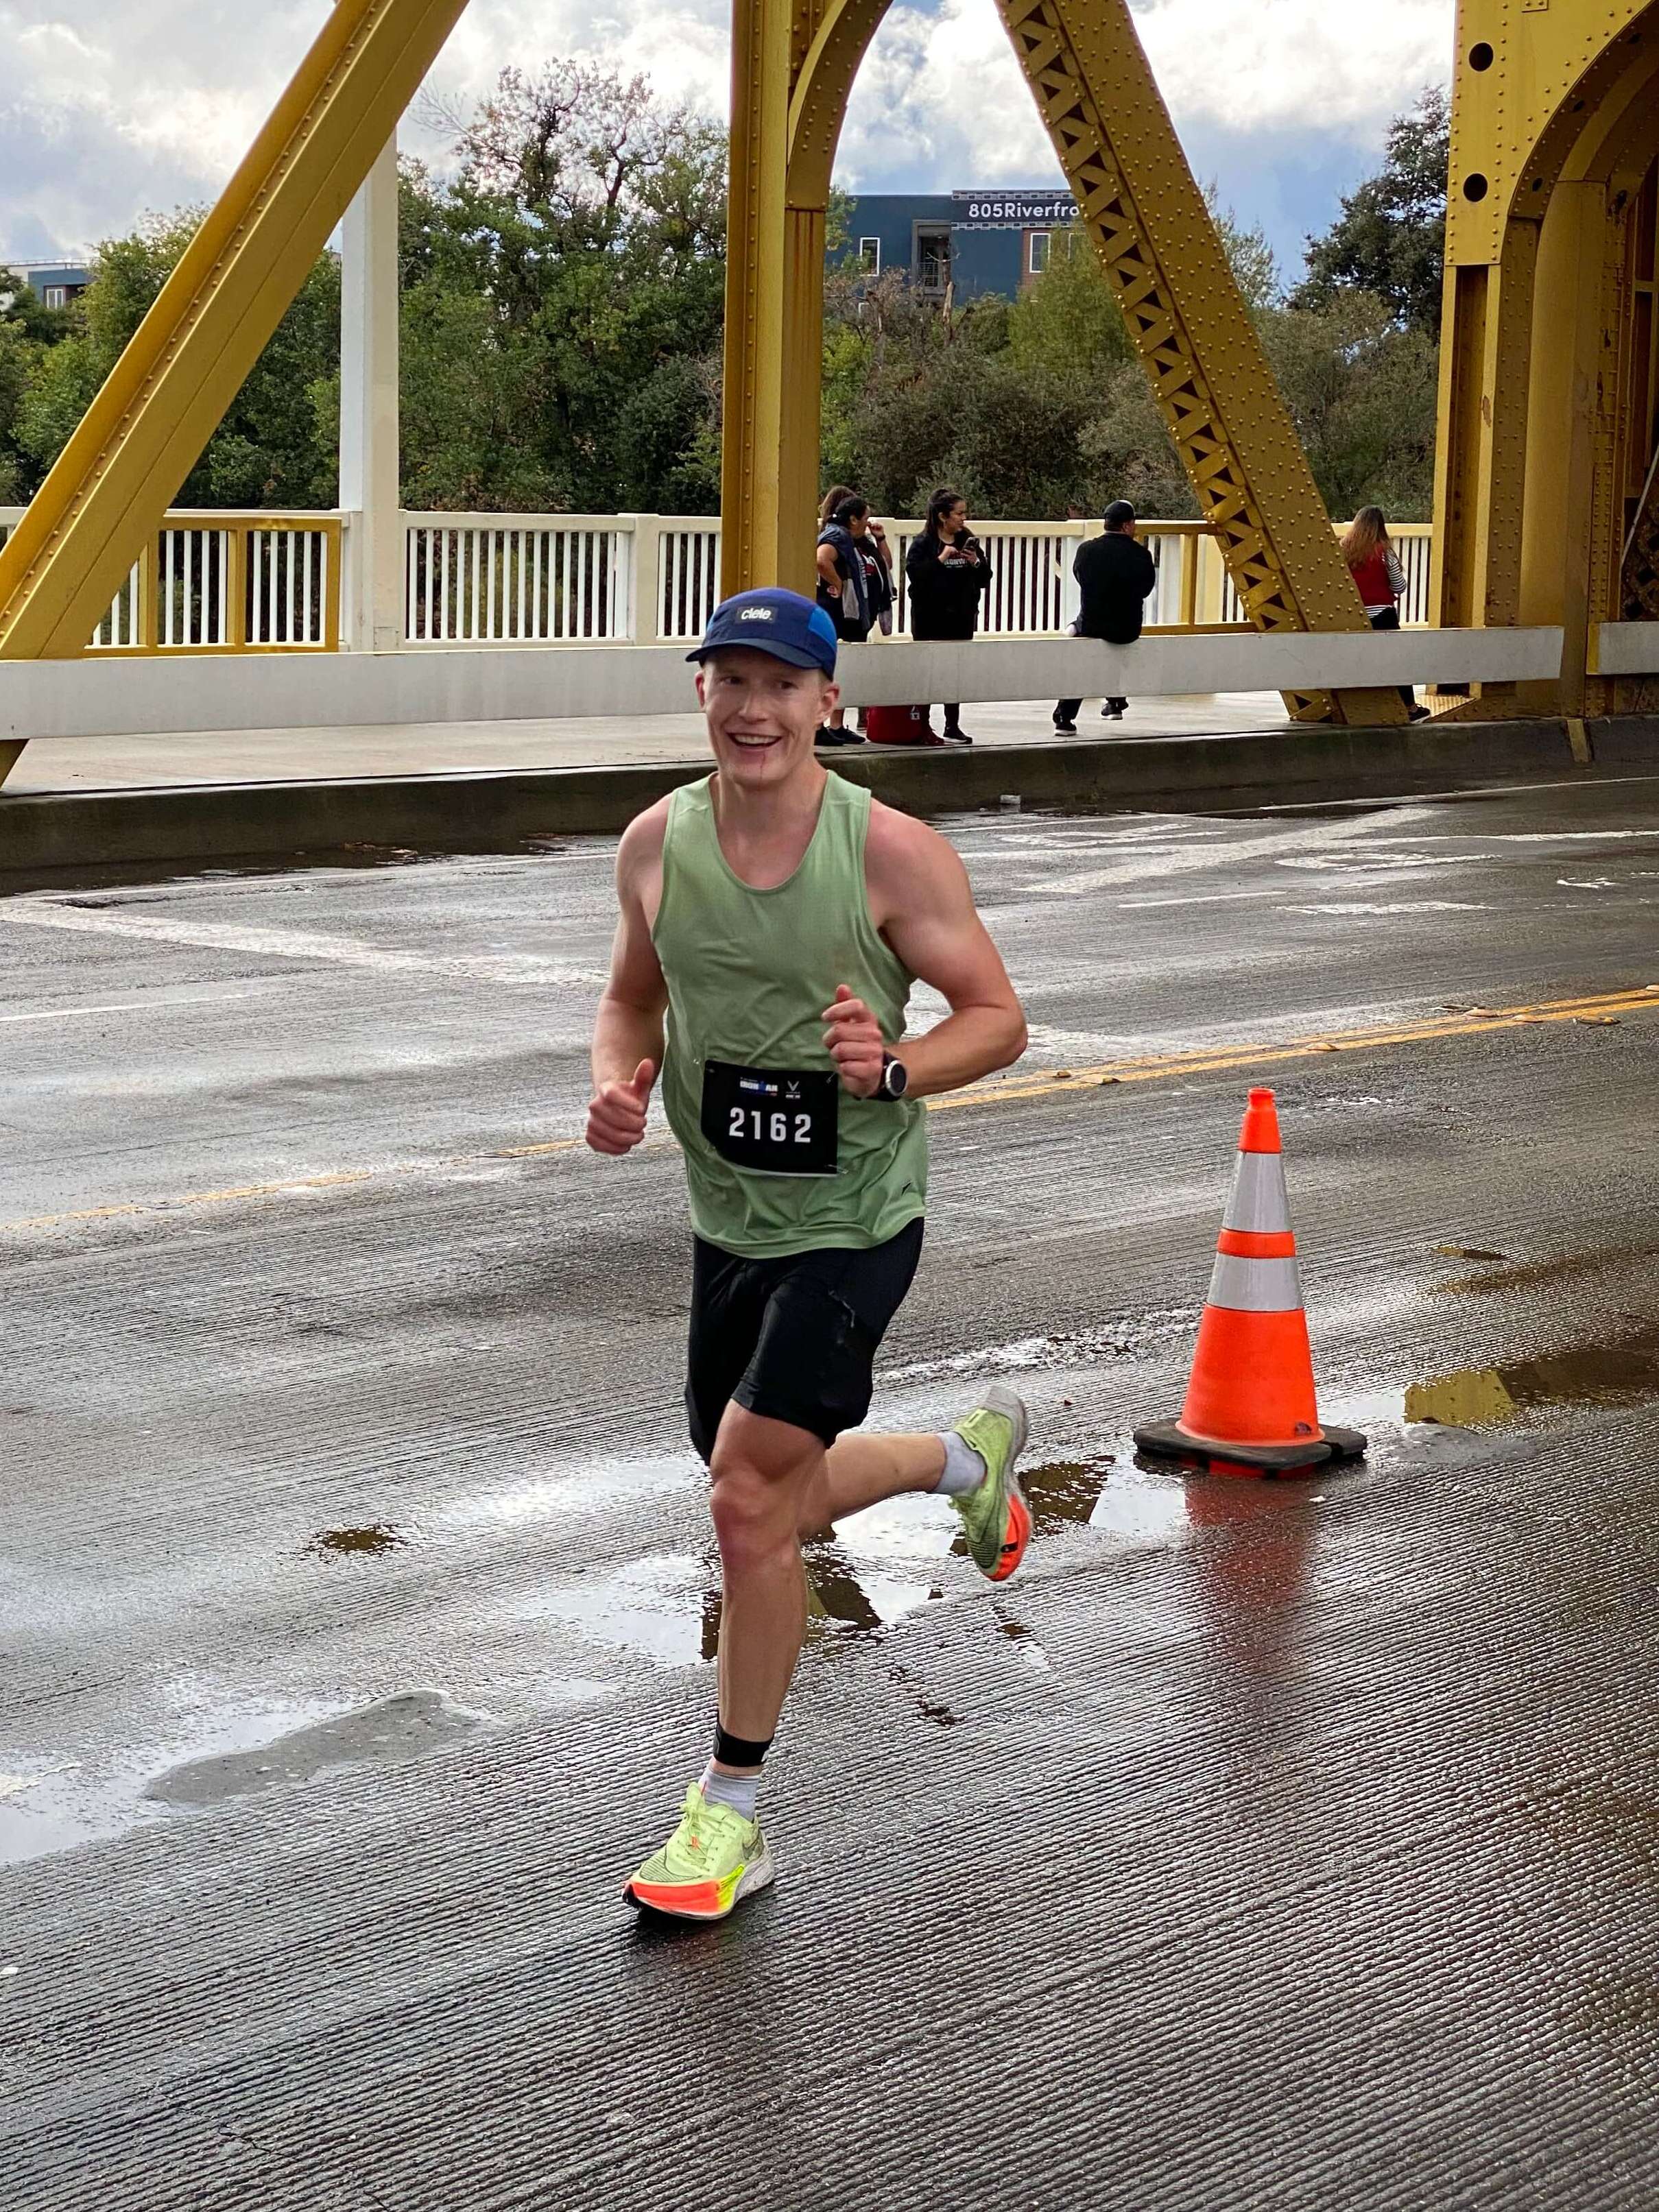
top-left (5, 773), bottom-right (1659, 2207)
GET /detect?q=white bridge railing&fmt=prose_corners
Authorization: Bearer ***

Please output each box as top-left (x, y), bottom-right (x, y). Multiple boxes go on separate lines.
top-left (0, 510), bottom-right (341, 654)
top-left (0, 509), bottom-right (1434, 656)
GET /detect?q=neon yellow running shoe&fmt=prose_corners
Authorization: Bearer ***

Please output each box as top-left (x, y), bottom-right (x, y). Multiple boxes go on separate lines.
top-left (625, 1783), bottom-right (776, 1921)
top-left (950, 1383), bottom-right (1032, 1583)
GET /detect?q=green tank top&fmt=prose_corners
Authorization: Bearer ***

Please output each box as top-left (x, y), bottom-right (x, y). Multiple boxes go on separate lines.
top-left (653, 772), bottom-right (929, 1258)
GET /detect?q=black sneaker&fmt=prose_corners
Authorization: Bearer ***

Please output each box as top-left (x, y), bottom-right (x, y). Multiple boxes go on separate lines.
top-left (942, 727), bottom-right (972, 745)
top-left (1053, 716), bottom-right (1077, 734)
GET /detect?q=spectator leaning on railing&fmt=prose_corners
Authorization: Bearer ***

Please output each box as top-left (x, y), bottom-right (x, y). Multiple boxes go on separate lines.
top-left (904, 487), bottom-right (993, 747)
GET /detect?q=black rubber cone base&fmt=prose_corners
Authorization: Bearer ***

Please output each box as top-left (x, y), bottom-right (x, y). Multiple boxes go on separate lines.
top-left (1134, 1419), bottom-right (1368, 1476)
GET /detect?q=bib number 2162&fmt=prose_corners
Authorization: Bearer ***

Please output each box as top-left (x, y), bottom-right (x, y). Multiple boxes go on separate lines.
top-left (700, 1059), bottom-right (839, 1177)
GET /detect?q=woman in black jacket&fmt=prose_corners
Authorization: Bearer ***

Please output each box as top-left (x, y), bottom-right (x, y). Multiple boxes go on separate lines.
top-left (904, 487), bottom-right (992, 745)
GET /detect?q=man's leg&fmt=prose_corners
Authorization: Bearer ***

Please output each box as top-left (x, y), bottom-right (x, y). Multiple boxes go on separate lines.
top-left (707, 1404), bottom-right (825, 1745)
top-left (626, 1261), bottom-right (787, 1920)
top-left (796, 1429), bottom-right (946, 1536)
top-left (626, 1228), bottom-right (1030, 1917)
top-left (799, 1391), bottom-right (1031, 1581)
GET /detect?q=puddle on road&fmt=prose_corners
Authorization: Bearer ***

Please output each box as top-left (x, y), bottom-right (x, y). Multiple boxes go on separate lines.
top-left (1407, 1335), bottom-right (1659, 1427)
top-left (523, 1447), bottom-right (1194, 1674)
top-left (1019, 1454), bottom-right (1191, 1545)
top-left (1339, 1321), bottom-right (1659, 1432)
top-left (529, 1554), bottom-right (719, 1666)
top-left (307, 1523), bottom-right (404, 1560)
top-left (1, 1686), bottom-right (492, 1865)
top-left (145, 1688), bottom-right (488, 1807)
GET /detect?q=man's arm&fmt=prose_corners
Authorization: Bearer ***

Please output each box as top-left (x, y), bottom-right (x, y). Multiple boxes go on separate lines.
top-left (822, 806), bottom-right (1027, 1101)
top-left (587, 808), bottom-right (670, 1155)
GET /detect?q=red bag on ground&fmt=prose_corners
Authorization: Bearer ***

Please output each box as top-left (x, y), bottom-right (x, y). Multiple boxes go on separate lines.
top-left (865, 704), bottom-right (937, 745)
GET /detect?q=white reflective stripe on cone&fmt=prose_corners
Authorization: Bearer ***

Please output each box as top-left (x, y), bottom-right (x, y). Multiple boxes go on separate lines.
top-left (1222, 1151), bottom-right (1293, 1236)
top-left (1206, 1253), bottom-right (1304, 1312)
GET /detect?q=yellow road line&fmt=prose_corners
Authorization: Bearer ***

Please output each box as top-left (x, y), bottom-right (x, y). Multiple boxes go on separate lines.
top-left (7, 985), bottom-right (1652, 1235)
top-left (929, 984), bottom-right (1659, 1112)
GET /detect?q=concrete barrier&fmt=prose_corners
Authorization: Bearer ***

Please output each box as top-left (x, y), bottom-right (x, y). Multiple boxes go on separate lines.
top-left (1590, 624), bottom-right (1659, 677)
top-left (5, 714), bottom-right (1653, 878)
top-left (0, 627), bottom-right (1566, 745)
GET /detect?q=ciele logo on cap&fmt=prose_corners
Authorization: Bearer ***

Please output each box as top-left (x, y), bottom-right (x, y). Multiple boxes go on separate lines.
top-left (737, 606), bottom-right (775, 622)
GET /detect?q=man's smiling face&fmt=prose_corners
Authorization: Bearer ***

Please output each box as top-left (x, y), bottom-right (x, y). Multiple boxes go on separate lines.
top-left (697, 648), bottom-right (837, 788)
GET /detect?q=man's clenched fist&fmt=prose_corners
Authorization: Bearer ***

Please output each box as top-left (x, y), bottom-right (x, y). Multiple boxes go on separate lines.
top-left (586, 1059), bottom-right (656, 1155)
top-left (822, 985), bottom-right (887, 1098)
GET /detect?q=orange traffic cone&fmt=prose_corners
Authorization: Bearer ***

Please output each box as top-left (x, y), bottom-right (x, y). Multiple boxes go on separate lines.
top-left (1135, 1087), bottom-right (1365, 1476)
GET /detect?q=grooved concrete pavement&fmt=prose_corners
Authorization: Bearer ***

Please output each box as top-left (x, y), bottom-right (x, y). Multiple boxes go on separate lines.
top-left (5, 778), bottom-right (1659, 2207)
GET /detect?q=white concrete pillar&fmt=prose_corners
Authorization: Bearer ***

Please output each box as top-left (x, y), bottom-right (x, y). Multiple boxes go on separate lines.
top-left (621, 516), bottom-right (663, 643)
top-left (340, 136), bottom-right (402, 651)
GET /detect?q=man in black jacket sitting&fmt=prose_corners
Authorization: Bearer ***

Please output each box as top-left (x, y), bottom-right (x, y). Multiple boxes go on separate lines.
top-left (1053, 501), bottom-right (1157, 732)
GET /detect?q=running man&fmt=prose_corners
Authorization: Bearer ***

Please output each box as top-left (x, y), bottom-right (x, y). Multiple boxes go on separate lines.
top-left (586, 586), bottom-right (1032, 1921)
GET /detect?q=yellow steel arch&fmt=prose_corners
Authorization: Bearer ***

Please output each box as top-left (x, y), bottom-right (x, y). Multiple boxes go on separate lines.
top-left (1515, 47), bottom-right (1659, 713)
top-left (719, 0), bottom-right (891, 597)
top-left (724, 0), bottom-right (1405, 723)
top-left (992, 0), bottom-right (1400, 724)
top-left (33, 0), bottom-right (1659, 770)
top-left (1432, 0), bottom-right (1659, 662)
top-left (0, 0), bottom-right (1411, 774)
top-left (0, 0), bottom-right (472, 784)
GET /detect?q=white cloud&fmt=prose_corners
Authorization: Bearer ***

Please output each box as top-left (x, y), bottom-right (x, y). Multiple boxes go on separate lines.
top-left (837, 0), bottom-right (1451, 191)
top-left (839, 1), bottom-right (1055, 189)
top-left (0, 0), bottom-right (1452, 256)
top-left (1134, 0), bottom-right (1451, 134)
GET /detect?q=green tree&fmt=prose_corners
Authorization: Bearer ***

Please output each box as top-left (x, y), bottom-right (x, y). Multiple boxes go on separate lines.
top-left (0, 269), bottom-right (75, 502)
top-left (16, 214), bottom-right (341, 507)
top-left (1258, 289), bottom-right (1439, 518)
top-left (1293, 87), bottom-right (1451, 335)
top-left (0, 269), bottom-right (73, 347)
top-left (1005, 228), bottom-right (1132, 385)
top-left (401, 63), bottom-right (728, 511)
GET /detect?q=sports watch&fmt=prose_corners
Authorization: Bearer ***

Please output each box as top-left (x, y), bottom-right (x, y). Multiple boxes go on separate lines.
top-left (875, 1053), bottom-right (910, 1103)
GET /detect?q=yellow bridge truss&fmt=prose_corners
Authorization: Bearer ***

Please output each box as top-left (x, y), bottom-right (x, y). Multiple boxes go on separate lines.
top-left (1, 0), bottom-right (1656, 786)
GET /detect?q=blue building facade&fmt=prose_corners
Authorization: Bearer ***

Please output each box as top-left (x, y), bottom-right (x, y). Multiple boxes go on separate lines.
top-left (834, 189), bottom-right (1078, 302)
top-left (2, 259), bottom-right (91, 310)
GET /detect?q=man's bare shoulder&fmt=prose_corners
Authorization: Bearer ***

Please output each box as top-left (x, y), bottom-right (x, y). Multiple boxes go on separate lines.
top-left (617, 795), bottom-right (673, 884)
top-left (865, 796), bottom-right (967, 897)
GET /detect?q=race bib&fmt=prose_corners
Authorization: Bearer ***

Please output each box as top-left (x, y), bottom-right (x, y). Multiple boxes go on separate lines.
top-left (701, 1059), bottom-right (839, 1177)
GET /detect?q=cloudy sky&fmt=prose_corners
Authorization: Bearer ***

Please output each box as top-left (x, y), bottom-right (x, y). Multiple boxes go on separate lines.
top-left (0, 0), bottom-right (1453, 274)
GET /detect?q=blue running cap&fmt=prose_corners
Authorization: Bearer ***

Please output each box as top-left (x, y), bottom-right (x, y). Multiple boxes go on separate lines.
top-left (688, 587), bottom-right (838, 675)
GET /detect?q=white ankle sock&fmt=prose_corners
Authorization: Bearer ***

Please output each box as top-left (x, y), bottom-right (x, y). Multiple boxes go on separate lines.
top-left (700, 1762), bottom-right (759, 1821)
top-left (933, 1431), bottom-right (987, 1498)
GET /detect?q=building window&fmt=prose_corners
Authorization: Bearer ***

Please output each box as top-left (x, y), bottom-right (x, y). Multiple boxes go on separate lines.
top-left (43, 287), bottom-right (67, 309)
top-left (1029, 232), bottom-right (1051, 276)
top-left (915, 227), bottom-right (952, 293)
top-left (857, 237), bottom-right (881, 274)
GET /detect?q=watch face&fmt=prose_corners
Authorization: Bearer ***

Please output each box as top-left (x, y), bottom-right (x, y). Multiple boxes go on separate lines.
top-left (884, 1057), bottom-right (909, 1099)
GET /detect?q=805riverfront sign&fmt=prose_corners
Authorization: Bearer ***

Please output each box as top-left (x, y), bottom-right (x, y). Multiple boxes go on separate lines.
top-left (951, 190), bottom-right (1078, 230)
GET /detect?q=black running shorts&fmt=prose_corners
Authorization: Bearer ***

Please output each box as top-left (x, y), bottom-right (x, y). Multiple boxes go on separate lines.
top-left (685, 1218), bottom-right (925, 1463)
